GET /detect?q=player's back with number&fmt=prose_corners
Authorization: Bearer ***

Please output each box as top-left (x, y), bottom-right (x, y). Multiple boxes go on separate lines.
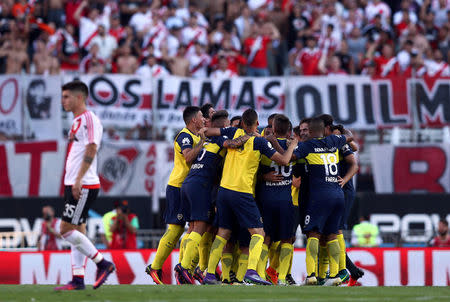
top-left (298, 135), bottom-right (346, 194)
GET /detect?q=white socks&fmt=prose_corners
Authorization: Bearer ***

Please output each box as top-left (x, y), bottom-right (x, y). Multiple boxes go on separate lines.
top-left (71, 247), bottom-right (87, 277)
top-left (63, 230), bottom-right (104, 264)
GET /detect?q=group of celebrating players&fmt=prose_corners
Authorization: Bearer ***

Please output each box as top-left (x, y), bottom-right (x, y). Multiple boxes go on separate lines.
top-left (145, 104), bottom-right (365, 286)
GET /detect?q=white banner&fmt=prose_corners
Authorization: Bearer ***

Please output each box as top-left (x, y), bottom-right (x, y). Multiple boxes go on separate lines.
top-left (286, 75), bottom-right (412, 129)
top-left (63, 74), bottom-right (153, 128)
top-left (0, 140), bottom-right (172, 198)
top-left (371, 144), bottom-right (450, 193)
top-left (23, 76), bottom-right (62, 140)
top-left (0, 76), bottom-right (22, 136)
top-left (154, 76), bottom-right (286, 128)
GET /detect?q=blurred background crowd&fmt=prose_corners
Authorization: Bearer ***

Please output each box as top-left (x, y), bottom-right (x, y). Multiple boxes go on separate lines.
top-left (0, 0), bottom-right (449, 77)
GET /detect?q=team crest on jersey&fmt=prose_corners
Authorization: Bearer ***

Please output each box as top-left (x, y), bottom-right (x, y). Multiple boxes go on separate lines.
top-left (98, 143), bottom-right (141, 194)
top-left (267, 142), bottom-right (273, 149)
top-left (177, 214), bottom-right (183, 221)
top-left (182, 137), bottom-right (191, 146)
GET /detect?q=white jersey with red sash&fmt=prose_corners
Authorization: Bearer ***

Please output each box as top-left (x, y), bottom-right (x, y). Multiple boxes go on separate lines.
top-left (136, 64), bottom-right (169, 78)
top-left (189, 53), bottom-right (211, 78)
top-left (182, 26), bottom-right (207, 56)
top-left (79, 17), bottom-right (99, 49)
top-left (142, 21), bottom-right (168, 50)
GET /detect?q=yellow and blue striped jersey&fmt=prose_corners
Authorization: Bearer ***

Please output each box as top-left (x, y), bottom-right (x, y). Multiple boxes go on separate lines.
top-left (219, 127), bottom-right (276, 195)
top-left (167, 127), bottom-right (201, 188)
top-left (293, 135), bottom-right (347, 192)
top-left (183, 136), bottom-right (227, 183)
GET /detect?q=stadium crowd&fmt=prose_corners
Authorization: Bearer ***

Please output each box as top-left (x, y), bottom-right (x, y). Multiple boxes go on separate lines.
top-left (0, 0), bottom-right (449, 77)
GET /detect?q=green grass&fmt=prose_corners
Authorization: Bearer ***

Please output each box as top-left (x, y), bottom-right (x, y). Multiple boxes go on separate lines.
top-left (1, 285), bottom-right (449, 302)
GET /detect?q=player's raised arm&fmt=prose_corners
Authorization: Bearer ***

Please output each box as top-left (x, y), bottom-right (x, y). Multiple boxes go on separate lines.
top-left (204, 127), bottom-right (221, 137)
top-left (72, 143), bottom-right (97, 200)
top-left (270, 138), bottom-right (298, 166)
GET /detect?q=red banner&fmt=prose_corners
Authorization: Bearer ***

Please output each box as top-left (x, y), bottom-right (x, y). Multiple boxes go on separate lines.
top-left (0, 248), bottom-right (448, 286)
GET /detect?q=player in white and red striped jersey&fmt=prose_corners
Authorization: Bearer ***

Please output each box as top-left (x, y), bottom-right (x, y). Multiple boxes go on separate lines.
top-left (55, 81), bottom-right (114, 291)
top-left (181, 15), bottom-right (208, 57)
top-left (136, 54), bottom-right (170, 78)
top-left (189, 42), bottom-right (211, 78)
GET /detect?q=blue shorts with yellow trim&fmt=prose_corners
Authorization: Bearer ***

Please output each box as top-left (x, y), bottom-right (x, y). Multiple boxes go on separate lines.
top-left (303, 190), bottom-right (344, 235)
top-left (181, 179), bottom-right (215, 223)
top-left (216, 187), bottom-right (263, 230)
top-left (164, 185), bottom-right (186, 225)
top-left (339, 188), bottom-right (355, 230)
top-left (261, 198), bottom-right (295, 242)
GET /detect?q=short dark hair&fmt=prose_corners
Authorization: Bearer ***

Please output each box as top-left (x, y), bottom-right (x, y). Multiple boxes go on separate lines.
top-left (300, 117), bottom-right (312, 126)
top-left (201, 103), bottom-right (214, 119)
top-left (268, 113), bottom-right (278, 124)
top-left (242, 109), bottom-right (258, 127)
top-left (293, 125), bottom-right (300, 137)
top-left (440, 219), bottom-right (449, 227)
top-left (331, 124), bottom-right (345, 134)
top-left (183, 106), bottom-right (201, 124)
top-left (318, 114), bottom-right (334, 128)
top-left (211, 110), bottom-right (229, 127)
top-left (230, 115), bottom-right (241, 127)
top-left (273, 114), bottom-right (290, 136)
top-left (309, 117), bottom-right (325, 133)
top-left (62, 80), bottom-right (89, 97)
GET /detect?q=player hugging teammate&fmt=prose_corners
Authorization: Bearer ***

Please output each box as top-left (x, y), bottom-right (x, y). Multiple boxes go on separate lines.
top-left (146, 105), bottom-right (364, 286)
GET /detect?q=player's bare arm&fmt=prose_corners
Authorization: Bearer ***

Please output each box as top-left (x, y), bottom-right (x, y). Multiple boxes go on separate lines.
top-left (270, 138), bottom-right (298, 166)
top-left (72, 143), bottom-right (97, 200)
top-left (349, 141), bottom-right (358, 152)
top-left (343, 129), bottom-right (355, 143)
top-left (264, 134), bottom-right (285, 154)
top-left (222, 134), bottom-right (251, 148)
top-left (338, 153), bottom-right (359, 188)
top-left (182, 130), bottom-right (206, 164)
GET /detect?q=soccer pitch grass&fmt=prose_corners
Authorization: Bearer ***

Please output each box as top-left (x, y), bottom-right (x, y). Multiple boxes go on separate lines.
top-left (1, 285), bottom-right (449, 302)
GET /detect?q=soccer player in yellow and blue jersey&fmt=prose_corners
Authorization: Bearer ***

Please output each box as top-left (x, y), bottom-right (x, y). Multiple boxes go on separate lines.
top-left (293, 117), bottom-right (353, 286)
top-left (257, 114), bottom-right (297, 286)
top-left (174, 110), bottom-right (252, 284)
top-left (332, 124), bottom-right (365, 286)
top-left (202, 109), bottom-right (297, 285)
top-left (146, 106), bottom-right (205, 285)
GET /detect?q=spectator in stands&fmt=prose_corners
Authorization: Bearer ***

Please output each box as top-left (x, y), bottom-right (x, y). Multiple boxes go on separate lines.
top-left (110, 200), bottom-right (139, 249)
top-left (352, 215), bottom-right (382, 247)
top-left (89, 24), bottom-right (118, 62)
top-left (102, 200), bottom-right (120, 246)
top-left (136, 54), bottom-right (169, 78)
top-left (347, 27), bottom-right (367, 70)
top-left (210, 55), bottom-right (238, 79)
top-left (80, 43), bottom-right (105, 74)
top-left (116, 44), bottom-right (138, 74)
top-left (430, 219), bottom-right (450, 247)
top-left (33, 39), bottom-right (60, 75)
top-left (37, 205), bottom-right (62, 251)
top-left (244, 23), bottom-right (272, 77)
top-left (0, 38), bottom-right (29, 74)
top-left (188, 41), bottom-right (211, 78)
top-left (167, 44), bottom-right (189, 76)
top-left (294, 35), bottom-right (322, 75)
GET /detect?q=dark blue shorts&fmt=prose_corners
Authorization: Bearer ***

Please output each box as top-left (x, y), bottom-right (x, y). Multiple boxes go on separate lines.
top-left (339, 189), bottom-right (355, 230)
top-left (181, 180), bottom-right (214, 223)
top-left (164, 185), bottom-right (186, 225)
top-left (303, 190), bottom-right (344, 235)
top-left (261, 198), bottom-right (295, 242)
top-left (216, 187), bottom-right (263, 230)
